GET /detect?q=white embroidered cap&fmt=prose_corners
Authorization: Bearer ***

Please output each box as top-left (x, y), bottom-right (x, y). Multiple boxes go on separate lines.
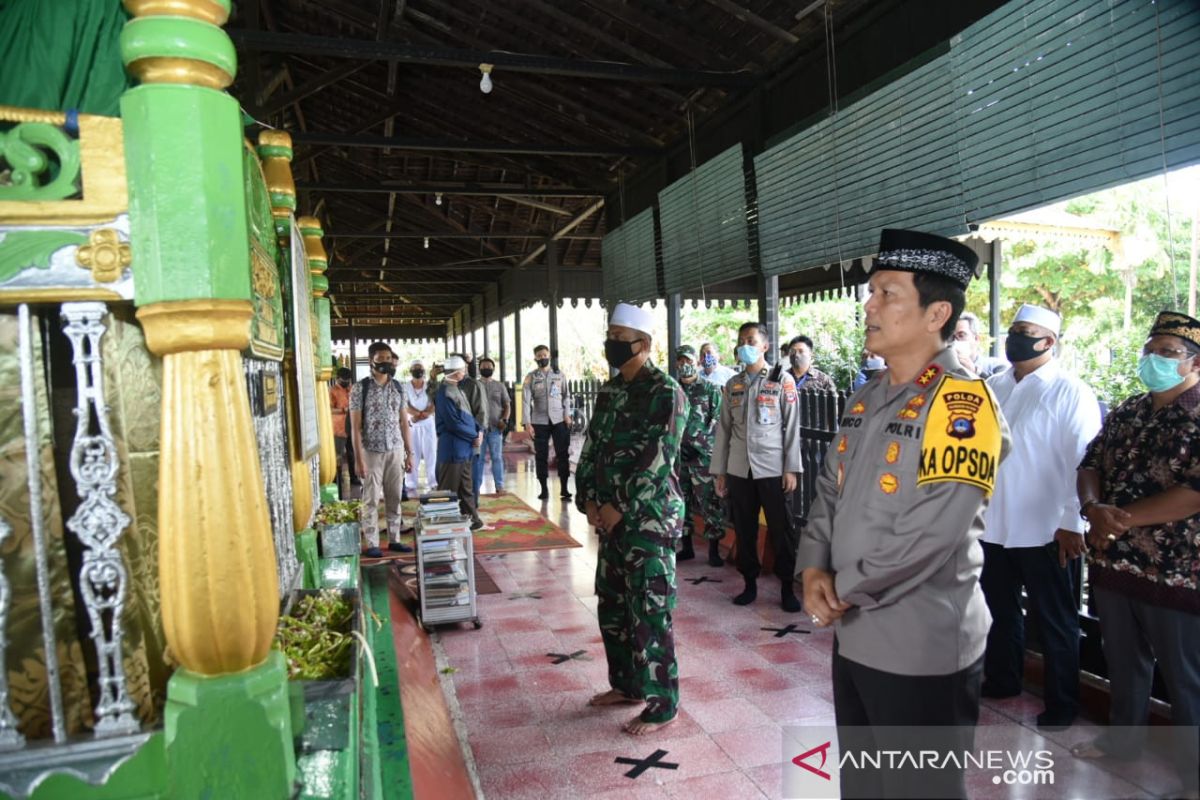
top-left (609, 302), bottom-right (655, 336)
top-left (1012, 304), bottom-right (1061, 336)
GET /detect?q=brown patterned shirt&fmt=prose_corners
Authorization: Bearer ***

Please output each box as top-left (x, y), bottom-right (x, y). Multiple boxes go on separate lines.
top-left (1079, 382), bottom-right (1200, 613)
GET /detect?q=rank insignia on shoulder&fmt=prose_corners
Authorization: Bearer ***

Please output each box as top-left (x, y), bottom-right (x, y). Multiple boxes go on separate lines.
top-left (849, 401), bottom-right (866, 415)
top-left (915, 364), bottom-right (942, 387)
top-left (896, 407), bottom-right (920, 420)
top-left (837, 435), bottom-right (848, 454)
top-left (879, 472), bottom-right (899, 494)
top-left (885, 442), bottom-right (900, 464)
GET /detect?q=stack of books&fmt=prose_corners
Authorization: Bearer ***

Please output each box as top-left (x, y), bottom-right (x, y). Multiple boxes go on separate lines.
top-left (417, 492), bottom-right (464, 527)
top-left (423, 561), bottom-right (471, 607)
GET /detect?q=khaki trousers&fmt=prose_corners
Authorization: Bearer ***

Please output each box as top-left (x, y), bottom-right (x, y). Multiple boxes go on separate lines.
top-left (360, 447), bottom-right (406, 547)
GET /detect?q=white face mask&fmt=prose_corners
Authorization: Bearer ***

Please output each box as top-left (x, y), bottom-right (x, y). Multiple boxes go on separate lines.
top-left (952, 339), bottom-right (974, 359)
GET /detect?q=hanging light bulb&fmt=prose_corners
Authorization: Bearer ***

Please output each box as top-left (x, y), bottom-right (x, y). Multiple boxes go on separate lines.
top-left (479, 63), bottom-right (494, 94)
top-left (435, 192), bottom-right (443, 206)
top-left (423, 237), bottom-right (430, 249)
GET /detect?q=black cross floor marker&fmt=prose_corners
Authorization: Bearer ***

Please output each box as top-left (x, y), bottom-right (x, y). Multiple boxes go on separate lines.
top-left (508, 592), bottom-right (543, 600)
top-left (545, 650), bottom-right (590, 665)
top-left (685, 576), bottom-right (723, 585)
top-left (761, 624), bottom-right (809, 638)
top-left (615, 749), bottom-right (679, 779)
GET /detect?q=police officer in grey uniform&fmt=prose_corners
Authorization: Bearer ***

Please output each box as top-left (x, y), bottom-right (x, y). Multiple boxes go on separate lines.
top-left (711, 321), bottom-right (802, 612)
top-left (522, 344), bottom-right (573, 500)
top-left (797, 228), bottom-right (1011, 800)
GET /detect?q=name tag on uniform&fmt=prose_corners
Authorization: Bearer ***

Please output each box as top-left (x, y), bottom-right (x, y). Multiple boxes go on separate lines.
top-left (550, 384), bottom-right (560, 397)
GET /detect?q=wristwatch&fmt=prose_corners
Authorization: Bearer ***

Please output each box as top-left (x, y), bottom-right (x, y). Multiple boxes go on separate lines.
top-left (1079, 499), bottom-right (1100, 519)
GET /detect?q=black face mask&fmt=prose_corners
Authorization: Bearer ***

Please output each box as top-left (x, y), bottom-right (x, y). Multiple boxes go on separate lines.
top-left (1005, 332), bottom-right (1048, 364)
top-left (479, 368), bottom-right (494, 378)
top-left (604, 338), bottom-right (638, 369)
top-left (535, 357), bottom-right (550, 368)
top-left (372, 361), bottom-right (395, 376)
top-left (411, 369), bottom-right (425, 379)
top-left (337, 379), bottom-right (351, 388)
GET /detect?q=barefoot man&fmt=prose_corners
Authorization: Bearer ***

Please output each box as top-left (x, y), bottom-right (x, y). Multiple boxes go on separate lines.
top-left (576, 302), bottom-right (689, 735)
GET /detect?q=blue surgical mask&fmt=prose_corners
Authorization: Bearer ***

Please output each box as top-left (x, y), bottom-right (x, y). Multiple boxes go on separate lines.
top-left (736, 344), bottom-right (760, 366)
top-left (1138, 353), bottom-right (1186, 393)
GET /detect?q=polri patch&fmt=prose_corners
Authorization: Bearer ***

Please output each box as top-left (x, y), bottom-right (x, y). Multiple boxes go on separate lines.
top-left (917, 376), bottom-right (1002, 495)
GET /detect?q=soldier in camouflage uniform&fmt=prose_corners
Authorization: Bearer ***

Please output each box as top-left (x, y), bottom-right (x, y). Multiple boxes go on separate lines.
top-left (576, 303), bottom-right (689, 735)
top-left (674, 345), bottom-right (726, 567)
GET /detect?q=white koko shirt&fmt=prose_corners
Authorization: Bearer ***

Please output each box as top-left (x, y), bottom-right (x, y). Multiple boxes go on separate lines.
top-left (982, 359), bottom-right (1102, 547)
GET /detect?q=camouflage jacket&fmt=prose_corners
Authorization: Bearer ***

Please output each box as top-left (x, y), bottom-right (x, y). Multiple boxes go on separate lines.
top-left (680, 378), bottom-right (722, 465)
top-left (575, 361), bottom-right (689, 538)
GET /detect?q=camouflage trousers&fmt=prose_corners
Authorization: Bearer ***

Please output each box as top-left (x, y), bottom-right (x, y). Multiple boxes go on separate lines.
top-left (595, 527), bottom-right (679, 723)
top-left (680, 462), bottom-right (725, 541)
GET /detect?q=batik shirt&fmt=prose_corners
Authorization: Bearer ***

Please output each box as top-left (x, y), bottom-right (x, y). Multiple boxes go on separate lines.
top-left (575, 362), bottom-right (689, 539)
top-left (1080, 383), bottom-right (1200, 613)
top-left (349, 378), bottom-right (405, 452)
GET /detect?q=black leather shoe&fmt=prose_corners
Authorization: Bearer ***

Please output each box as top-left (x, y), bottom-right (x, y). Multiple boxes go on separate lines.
top-left (707, 540), bottom-right (724, 567)
top-left (981, 682), bottom-right (1021, 699)
top-left (1036, 710), bottom-right (1076, 731)
top-left (538, 483), bottom-right (549, 500)
top-left (560, 489), bottom-right (573, 500)
top-left (733, 579), bottom-right (757, 606)
top-left (388, 542), bottom-right (413, 553)
top-left (363, 547), bottom-right (383, 558)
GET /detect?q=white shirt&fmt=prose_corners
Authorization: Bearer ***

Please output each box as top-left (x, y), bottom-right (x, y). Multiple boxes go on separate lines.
top-left (406, 381), bottom-right (435, 427)
top-left (982, 360), bottom-right (1102, 547)
top-left (699, 364), bottom-right (736, 387)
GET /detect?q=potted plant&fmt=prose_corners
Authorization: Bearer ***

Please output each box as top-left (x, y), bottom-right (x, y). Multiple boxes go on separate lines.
top-left (314, 500), bottom-right (362, 558)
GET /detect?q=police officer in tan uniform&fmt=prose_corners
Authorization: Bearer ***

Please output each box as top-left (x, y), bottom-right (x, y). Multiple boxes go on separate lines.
top-left (711, 322), bottom-right (802, 611)
top-left (522, 344), bottom-right (573, 500)
top-left (797, 229), bottom-right (1011, 799)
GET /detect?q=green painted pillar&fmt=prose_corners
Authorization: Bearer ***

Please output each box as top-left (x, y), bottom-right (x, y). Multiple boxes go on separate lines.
top-left (119, 1), bottom-right (295, 798)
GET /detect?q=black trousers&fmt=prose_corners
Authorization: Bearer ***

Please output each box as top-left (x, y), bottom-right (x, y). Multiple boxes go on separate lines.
top-left (979, 540), bottom-right (1080, 719)
top-left (533, 422), bottom-right (571, 483)
top-left (725, 470), bottom-right (796, 582)
top-left (833, 640), bottom-right (983, 799)
top-left (435, 460), bottom-right (481, 525)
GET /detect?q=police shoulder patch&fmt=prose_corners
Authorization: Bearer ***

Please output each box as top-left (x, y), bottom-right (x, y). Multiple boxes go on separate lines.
top-left (917, 376), bottom-right (1002, 495)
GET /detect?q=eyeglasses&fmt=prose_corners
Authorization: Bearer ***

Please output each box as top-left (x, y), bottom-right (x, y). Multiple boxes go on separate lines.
top-left (1142, 345), bottom-right (1191, 359)
top-left (951, 331), bottom-right (974, 341)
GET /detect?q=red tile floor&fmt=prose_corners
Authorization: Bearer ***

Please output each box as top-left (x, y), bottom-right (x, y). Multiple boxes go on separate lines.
top-left (419, 450), bottom-right (1179, 799)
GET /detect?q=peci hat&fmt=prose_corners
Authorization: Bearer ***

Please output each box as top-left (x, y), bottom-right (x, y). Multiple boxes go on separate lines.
top-left (443, 355), bottom-right (467, 372)
top-left (676, 345), bottom-right (697, 361)
top-left (1149, 310), bottom-right (1200, 350)
top-left (1011, 304), bottom-right (1061, 336)
top-left (871, 228), bottom-right (982, 290)
top-left (609, 302), bottom-right (655, 336)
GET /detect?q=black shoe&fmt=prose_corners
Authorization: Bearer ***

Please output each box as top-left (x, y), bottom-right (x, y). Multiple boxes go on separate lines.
top-left (470, 519), bottom-right (485, 531)
top-left (981, 682), bottom-right (1021, 700)
top-left (1036, 710), bottom-right (1076, 731)
top-left (363, 547), bottom-right (383, 558)
top-left (350, 478), bottom-right (362, 486)
top-left (781, 585), bottom-right (801, 613)
top-left (538, 483), bottom-right (549, 500)
top-left (733, 579), bottom-right (757, 606)
top-left (388, 542), bottom-right (413, 553)
top-left (707, 540), bottom-right (724, 567)
top-left (677, 537), bottom-right (695, 562)
top-left (560, 488), bottom-right (573, 500)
